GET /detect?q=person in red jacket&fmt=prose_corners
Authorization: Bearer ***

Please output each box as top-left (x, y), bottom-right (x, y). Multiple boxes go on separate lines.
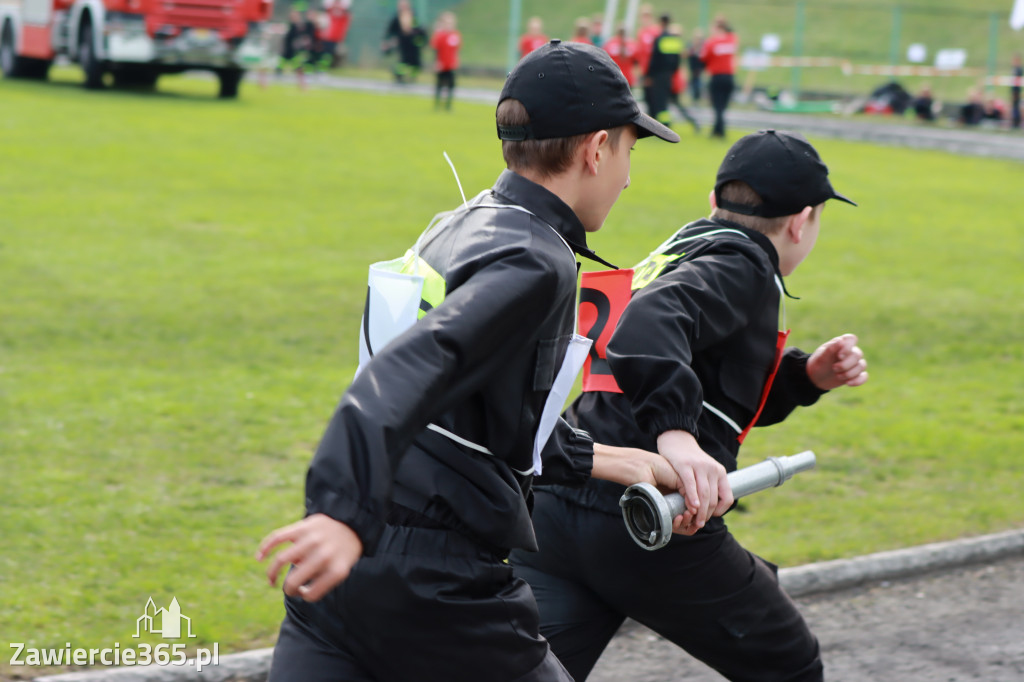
top-left (635, 4), bottom-right (661, 110)
top-left (519, 16), bottom-right (548, 58)
top-left (317, 0), bottom-right (351, 70)
top-left (570, 17), bottom-right (593, 45)
top-left (701, 15), bottom-right (738, 138)
top-left (431, 11), bottom-right (461, 111)
top-left (604, 26), bottom-right (637, 87)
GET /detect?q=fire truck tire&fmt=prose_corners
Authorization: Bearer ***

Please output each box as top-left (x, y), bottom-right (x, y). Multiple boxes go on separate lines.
top-left (112, 69), bottom-right (159, 88)
top-left (1, 21), bottom-right (49, 79)
top-left (79, 21), bottom-right (104, 89)
top-left (217, 68), bottom-right (243, 98)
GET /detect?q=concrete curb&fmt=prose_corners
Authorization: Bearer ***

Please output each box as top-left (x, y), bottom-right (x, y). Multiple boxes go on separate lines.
top-left (779, 527), bottom-right (1024, 597)
top-left (32, 527), bottom-right (1024, 681)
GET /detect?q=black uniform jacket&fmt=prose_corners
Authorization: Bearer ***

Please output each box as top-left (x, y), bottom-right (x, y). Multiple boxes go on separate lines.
top-left (547, 217), bottom-right (826, 513)
top-left (305, 170), bottom-right (607, 556)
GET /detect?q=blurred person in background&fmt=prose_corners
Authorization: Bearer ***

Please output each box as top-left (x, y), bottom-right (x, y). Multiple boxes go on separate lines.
top-left (668, 23), bottom-right (700, 132)
top-left (382, 0), bottom-right (427, 83)
top-left (701, 15), bottom-right (738, 138)
top-left (604, 25), bottom-right (637, 88)
top-left (571, 17), bottom-right (593, 45)
top-left (1011, 53), bottom-right (1022, 129)
top-left (317, 0), bottom-right (352, 70)
top-left (687, 27), bottom-right (705, 102)
top-left (590, 14), bottom-right (604, 48)
top-left (281, 4), bottom-right (318, 90)
top-left (911, 84), bottom-right (937, 122)
top-left (644, 14), bottom-right (682, 130)
top-left (635, 4), bottom-right (661, 111)
top-left (959, 87), bottom-right (985, 126)
top-left (431, 11), bottom-right (461, 111)
top-left (519, 16), bottom-right (548, 58)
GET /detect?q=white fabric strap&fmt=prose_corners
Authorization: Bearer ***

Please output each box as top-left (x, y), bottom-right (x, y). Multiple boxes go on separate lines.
top-left (702, 400), bottom-right (743, 434)
top-left (425, 424), bottom-right (534, 476)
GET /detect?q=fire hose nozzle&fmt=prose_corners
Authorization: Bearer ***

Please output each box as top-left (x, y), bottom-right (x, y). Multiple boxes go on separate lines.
top-left (619, 451), bottom-right (816, 550)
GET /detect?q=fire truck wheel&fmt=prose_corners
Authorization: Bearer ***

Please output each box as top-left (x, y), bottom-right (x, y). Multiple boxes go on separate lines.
top-left (217, 68), bottom-right (243, 99)
top-left (79, 21), bottom-right (105, 89)
top-left (112, 69), bottom-right (159, 89)
top-left (0, 21), bottom-right (49, 79)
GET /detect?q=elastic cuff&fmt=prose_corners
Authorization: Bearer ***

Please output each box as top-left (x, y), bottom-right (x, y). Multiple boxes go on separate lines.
top-left (305, 491), bottom-right (386, 557)
top-left (644, 412), bottom-right (700, 440)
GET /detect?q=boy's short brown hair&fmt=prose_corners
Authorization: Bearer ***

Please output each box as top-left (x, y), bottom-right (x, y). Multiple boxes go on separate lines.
top-left (712, 181), bottom-right (821, 235)
top-left (497, 99), bottom-right (624, 178)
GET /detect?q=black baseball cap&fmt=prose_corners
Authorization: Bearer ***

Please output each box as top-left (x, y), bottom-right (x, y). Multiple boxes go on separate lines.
top-left (714, 130), bottom-right (856, 218)
top-left (497, 40), bottom-right (679, 143)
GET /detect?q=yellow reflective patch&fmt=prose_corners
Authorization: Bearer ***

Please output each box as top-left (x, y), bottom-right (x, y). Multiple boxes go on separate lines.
top-left (657, 36), bottom-right (685, 54)
top-left (631, 252), bottom-right (684, 290)
top-left (400, 249), bottom-right (447, 318)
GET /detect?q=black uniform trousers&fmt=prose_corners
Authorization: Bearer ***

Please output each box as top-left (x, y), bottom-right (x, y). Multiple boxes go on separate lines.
top-left (269, 523), bottom-right (572, 682)
top-left (645, 71), bottom-right (675, 126)
top-left (709, 73), bottom-right (735, 138)
top-left (510, 490), bottom-right (823, 682)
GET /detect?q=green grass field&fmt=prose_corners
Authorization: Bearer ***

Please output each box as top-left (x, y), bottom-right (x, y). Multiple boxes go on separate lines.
top-left (1, 69), bottom-right (1022, 676)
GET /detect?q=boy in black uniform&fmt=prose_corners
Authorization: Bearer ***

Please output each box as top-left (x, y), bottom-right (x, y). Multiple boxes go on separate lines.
top-left (511, 130), bottom-right (869, 682)
top-left (256, 41), bottom-right (687, 682)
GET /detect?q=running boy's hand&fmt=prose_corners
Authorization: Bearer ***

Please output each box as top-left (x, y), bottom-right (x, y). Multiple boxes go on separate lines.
top-left (656, 430), bottom-right (734, 536)
top-left (256, 514), bottom-right (364, 602)
top-left (807, 333), bottom-right (869, 391)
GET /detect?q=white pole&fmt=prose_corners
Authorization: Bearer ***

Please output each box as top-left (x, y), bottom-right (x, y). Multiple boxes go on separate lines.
top-left (601, 0), bottom-right (620, 42)
top-left (1012, 0), bottom-right (1024, 31)
top-left (623, 0), bottom-right (641, 36)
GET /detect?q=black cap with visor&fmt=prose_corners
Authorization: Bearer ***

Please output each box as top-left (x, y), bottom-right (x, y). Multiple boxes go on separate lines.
top-left (497, 40), bottom-right (679, 143)
top-left (714, 130), bottom-right (857, 218)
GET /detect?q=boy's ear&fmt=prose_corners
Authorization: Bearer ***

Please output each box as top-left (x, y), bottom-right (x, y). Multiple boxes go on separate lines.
top-left (787, 205), bottom-right (813, 243)
top-left (581, 129), bottom-right (610, 175)
top-left (708, 189), bottom-right (717, 210)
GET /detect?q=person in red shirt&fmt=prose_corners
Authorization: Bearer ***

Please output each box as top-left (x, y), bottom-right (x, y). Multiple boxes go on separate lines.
top-left (430, 11), bottom-right (461, 111)
top-left (701, 16), bottom-right (738, 138)
top-left (317, 0), bottom-right (351, 71)
top-left (519, 16), bottom-right (547, 58)
top-left (570, 17), bottom-right (593, 45)
top-left (635, 4), bottom-right (662, 114)
top-left (603, 26), bottom-right (637, 87)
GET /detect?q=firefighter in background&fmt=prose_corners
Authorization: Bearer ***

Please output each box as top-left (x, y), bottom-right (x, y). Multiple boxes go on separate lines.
top-left (604, 25), bottom-right (637, 88)
top-left (701, 15), bottom-right (738, 138)
top-left (519, 16), bottom-right (548, 58)
top-left (280, 4), bottom-right (318, 90)
top-left (644, 14), bottom-right (683, 129)
top-left (382, 0), bottom-right (426, 83)
top-left (430, 11), bottom-right (461, 111)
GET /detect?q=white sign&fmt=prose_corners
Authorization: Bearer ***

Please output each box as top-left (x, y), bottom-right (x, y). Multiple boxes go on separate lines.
top-left (742, 49), bottom-right (771, 71)
top-left (935, 48), bottom-right (967, 70)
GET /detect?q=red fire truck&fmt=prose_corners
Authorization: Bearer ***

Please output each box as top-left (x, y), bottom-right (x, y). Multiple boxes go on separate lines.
top-left (0, 0), bottom-right (272, 97)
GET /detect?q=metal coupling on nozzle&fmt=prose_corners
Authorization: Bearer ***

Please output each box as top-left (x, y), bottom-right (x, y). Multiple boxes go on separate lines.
top-left (619, 451), bottom-right (817, 551)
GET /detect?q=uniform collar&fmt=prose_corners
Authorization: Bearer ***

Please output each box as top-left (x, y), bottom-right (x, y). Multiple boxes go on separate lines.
top-left (491, 170), bottom-right (618, 269)
top-left (703, 217), bottom-right (799, 299)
